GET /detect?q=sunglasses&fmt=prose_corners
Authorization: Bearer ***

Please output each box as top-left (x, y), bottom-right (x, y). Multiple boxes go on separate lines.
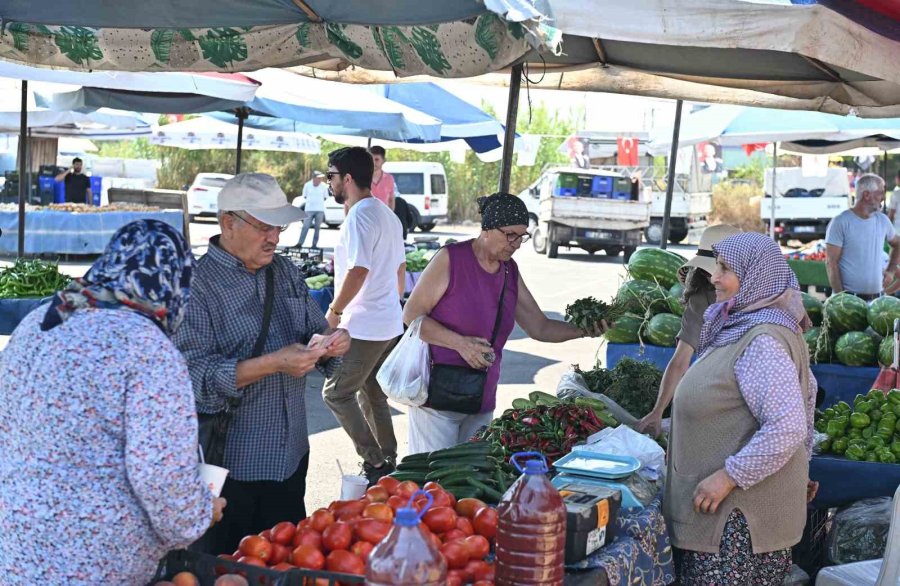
top-left (228, 212), bottom-right (287, 234)
top-left (326, 172), bottom-right (341, 181)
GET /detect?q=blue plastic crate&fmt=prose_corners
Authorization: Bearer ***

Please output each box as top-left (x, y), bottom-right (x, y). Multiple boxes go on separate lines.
top-left (89, 175), bottom-right (103, 206)
top-left (554, 186), bottom-right (578, 197)
top-left (591, 176), bottom-right (614, 194)
top-left (611, 191), bottom-right (632, 200)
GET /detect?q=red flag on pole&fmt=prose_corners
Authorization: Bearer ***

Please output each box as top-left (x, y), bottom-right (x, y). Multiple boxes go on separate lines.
top-left (742, 143), bottom-right (768, 156)
top-left (617, 137), bottom-right (639, 166)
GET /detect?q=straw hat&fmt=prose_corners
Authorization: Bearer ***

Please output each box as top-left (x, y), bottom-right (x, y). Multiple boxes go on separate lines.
top-left (677, 224), bottom-right (742, 284)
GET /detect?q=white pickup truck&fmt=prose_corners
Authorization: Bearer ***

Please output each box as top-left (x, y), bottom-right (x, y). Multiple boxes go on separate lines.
top-left (646, 187), bottom-right (711, 245)
top-left (521, 168), bottom-right (650, 261)
top-left (760, 167), bottom-right (851, 244)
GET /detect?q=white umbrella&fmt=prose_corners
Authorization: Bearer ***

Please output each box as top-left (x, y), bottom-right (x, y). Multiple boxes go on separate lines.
top-left (150, 116), bottom-right (319, 154)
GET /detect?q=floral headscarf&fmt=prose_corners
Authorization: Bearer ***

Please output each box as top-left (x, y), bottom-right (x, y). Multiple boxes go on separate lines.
top-left (697, 232), bottom-right (811, 356)
top-left (41, 220), bottom-right (193, 336)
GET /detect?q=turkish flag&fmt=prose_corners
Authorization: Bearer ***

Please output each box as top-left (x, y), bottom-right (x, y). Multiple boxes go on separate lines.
top-left (617, 137), bottom-right (639, 166)
top-left (742, 143), bottom-right (768, 156)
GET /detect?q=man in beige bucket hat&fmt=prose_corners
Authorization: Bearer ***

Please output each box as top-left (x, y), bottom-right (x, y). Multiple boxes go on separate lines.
top-left (636, 224), bottom-right (741, 438)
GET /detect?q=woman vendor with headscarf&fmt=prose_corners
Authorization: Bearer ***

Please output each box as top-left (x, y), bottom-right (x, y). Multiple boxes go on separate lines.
top-left (402, 192), bottom-right (604, 454)
top-left (664, 232), bottom-right (817, 585)
top-left (0, 220), bottom-right (224, 584)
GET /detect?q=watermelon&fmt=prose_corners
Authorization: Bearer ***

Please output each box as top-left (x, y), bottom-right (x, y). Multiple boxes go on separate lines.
top-left (644, 313), bottom-right (681, 347)
top-left (605, 313), bottom-right (644, 344)
top-left (669, 282), bottom-right (685, 301)
top-left (801, 292), bottom-right (823, 327)
top-left (804, 327), bottom-right (834, 363)
top-left (627, 248), bottom-right (687, 289)
top-left (834, 331), bottom-right (878, 366)
top-left (824, 293), bottom-right (868, 334)
top-left (667, 294), bottom-right (684, 317)
top-left (616, 280), bottom-right (669, 314)
top-left (864, 326), bottom-right (884, 346)
top-left (867, 295), bottom-right (900, 336)
top-left (878, 335), bottom-right (895, 367)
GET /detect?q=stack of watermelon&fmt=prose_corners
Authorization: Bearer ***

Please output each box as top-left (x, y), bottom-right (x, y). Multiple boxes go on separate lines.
top-left (604, 248), bottom-right (688, 347)
top-left (808, 293), bottom-right (900, 367)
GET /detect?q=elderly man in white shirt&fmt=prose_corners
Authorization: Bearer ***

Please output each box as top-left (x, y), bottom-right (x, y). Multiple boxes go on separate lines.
top-left (294, 170), bottom-right (329, 248)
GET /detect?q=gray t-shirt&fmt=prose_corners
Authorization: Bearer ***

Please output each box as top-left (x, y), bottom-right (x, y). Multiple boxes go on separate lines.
top-left (677, 289), bottom-right (716, 350)
top-left (825, 209), bottom-right (894, 295)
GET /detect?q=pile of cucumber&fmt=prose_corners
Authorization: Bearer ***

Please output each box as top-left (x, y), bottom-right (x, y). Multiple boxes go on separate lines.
top-left (389, 440), bottom-right (517, 504)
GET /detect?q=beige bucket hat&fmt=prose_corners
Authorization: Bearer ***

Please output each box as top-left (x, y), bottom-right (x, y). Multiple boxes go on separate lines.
top-left (677, 224), bottom-right (742, 284)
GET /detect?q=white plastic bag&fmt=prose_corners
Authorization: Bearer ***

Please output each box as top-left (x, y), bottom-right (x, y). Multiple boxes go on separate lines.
top-left (581, 425), bottom-right (666, 481)
top-left (376, 316), bottom-right (429, 407)
top-left (555, 369), bottom-right (639, 426)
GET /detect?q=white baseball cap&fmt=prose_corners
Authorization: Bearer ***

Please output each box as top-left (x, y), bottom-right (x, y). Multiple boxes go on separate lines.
top-left (218, 173), bottom-right (305, 226)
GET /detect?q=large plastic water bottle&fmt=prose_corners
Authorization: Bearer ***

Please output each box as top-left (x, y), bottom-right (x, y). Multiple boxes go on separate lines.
top-left (495, 452), bottom-right (567, 586)
top-left (366, 490), bottom-right (447, 585)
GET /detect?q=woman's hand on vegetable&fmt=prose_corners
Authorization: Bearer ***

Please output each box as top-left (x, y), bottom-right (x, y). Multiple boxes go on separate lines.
top-left (455, 336), bottom-right (494, 370)
top-left (806, 480), bottom-right (819, 503)
top-left (211, 497), bottom-right (227, 527)
top-left (693, 468), bottom-right (736, 514)
top-left (634, 410), bottom-right (663, 438)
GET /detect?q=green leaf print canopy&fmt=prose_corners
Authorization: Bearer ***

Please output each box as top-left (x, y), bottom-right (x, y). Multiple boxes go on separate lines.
top-left (0, 1), bottom-right (556, 76)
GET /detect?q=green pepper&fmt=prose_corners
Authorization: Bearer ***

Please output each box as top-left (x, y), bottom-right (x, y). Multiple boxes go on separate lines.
top-left (868, 389), bottom-right (886, 402)
top-left (846, 444), bottom-right (865, 460)
top-left (831, 437), bottom-right (848, 455)
top-left (856, 400), bottom-right (874, 414)
top-left (854, 394), bottom-right (867, 406)
top-left (879, 450), bottom-right (897, 464)
top-left (867, 436), bottom-right (887, 450)
top-left (888, 389), bottom-right (900, 405)
top-left (866, 451), bottom-right (879, 462)
top-left (896, 419), bottom-right (900, 433)
top-left (836, 415), bottom-right (849, 429)
top-left (850, 412), bottom-right (872, 429)
top-left (823, 407), bottom-right (836, 420)
top-left (836, 401), bottom-right (852, 414)
top-left (863, 425), bottom-right (876, 439)
top-left (814, 419), bottom-right (827, 433)
top-left (818, 438), bottom-right (832, 453)
top-left (877, 428), bottom-right (894, 442)
top-left (891, 440), bottom-right (900, 457)
top-left (848, 428), bottom-right (863, 439)
top-left (892, 403), bottom-right (900, 418)
top-left (826, 420), bottom-right (846, 438)
top-left (882, 413), bottom-right (898, 428)
top-left (870, 409), bottom-right (883, 422)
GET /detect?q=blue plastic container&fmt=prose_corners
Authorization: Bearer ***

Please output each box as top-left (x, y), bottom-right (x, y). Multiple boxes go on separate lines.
top-left (591, 176), bottom-right (614, 195)
top-left (554, 186), bottom-right (578, 197)
top-left (611, 191), bottom-right (632, 201)
top-left (89, 175), bottom-right (103, 206)
top-left (53, 179), bottom-right (65, 203)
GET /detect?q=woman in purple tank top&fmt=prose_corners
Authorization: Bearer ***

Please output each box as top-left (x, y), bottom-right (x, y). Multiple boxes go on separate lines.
top-left (402, 193), bottom-right (603, 454)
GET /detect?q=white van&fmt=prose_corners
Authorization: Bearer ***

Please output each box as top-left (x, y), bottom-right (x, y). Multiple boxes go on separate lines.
top-left (384, 161), bottom-right (448, 232)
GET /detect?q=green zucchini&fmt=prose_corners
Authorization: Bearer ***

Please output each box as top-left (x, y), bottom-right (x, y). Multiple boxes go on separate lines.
top-left (528, 391), bottom-right (560, 406)
top-left (432, 470), bottom-right (493, 486)
top-left (428, 457), bottom-right (498, 470)
top-left (466, 477), bottom-right (503, 502)
top-left (389, 471), bottom-right (427, 482)
top-left (444, 486), bottom-right (482, 499)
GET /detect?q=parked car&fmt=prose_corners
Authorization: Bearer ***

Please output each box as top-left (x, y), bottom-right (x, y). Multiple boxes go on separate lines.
top-left (186, 172), bottom-right (233, 220)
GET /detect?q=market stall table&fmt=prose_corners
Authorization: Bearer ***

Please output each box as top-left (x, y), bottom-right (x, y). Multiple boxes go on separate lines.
top-left (0, 296), bottom-right (49, 335)
top-left (307, 286), bottom-right (333, 316)
top-left (787, 259), bottom-right (830, 293)
top-left (810, 455), bottom-right (900, 508)
top-left (0, 210), bottom-right (185, 256)
top-left (606, 343), bottom-right (879, 407)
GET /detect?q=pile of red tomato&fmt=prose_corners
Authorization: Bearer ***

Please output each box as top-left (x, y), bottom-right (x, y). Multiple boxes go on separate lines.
top-left (216, 476), bottom-right (499, 586)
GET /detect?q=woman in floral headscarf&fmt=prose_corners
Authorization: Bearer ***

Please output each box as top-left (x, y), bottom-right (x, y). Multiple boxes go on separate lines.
top-left (663, 232), bottom-right (817, 585)
top-left (0, 220), bottom-right (224, 585)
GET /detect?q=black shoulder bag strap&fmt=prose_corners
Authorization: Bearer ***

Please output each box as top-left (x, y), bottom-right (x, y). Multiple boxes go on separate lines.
top-left (225, 265), bottom-right (275, 412)
top-left (489, 263), bottom-right (509, 347)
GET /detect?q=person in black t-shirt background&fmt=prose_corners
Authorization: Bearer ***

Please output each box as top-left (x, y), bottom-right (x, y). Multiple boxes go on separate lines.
top-left (55, 157), bottom-right (92, 204)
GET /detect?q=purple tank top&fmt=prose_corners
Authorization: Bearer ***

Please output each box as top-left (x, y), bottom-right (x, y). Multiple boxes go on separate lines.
top-left (429, 240), bottom-right (519, 413)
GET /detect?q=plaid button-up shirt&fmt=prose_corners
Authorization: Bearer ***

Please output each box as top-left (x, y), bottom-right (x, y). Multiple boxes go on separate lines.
top-left (174, 237), bottom-right (338, 482)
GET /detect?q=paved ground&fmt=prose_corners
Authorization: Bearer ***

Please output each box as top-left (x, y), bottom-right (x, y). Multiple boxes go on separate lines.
top-left (0, 218), bottom-right (699, 512)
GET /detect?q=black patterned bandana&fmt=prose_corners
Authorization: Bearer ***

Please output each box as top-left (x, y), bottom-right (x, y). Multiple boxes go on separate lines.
top-left (478, 192), bottom-right (529, 230)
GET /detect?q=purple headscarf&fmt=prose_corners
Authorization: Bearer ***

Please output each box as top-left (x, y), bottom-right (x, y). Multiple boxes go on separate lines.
top-left (697, 232), bottom-right (811, 356)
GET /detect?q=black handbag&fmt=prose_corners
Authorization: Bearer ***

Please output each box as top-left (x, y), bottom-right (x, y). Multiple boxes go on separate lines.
top-left (427, 263), bottom-right (508, 414)
top-left (197, 266), bottom-right (274, 467)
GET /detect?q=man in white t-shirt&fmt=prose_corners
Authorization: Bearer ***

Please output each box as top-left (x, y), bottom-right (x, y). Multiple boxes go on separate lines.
top-left (322, 147), bottom-right (406, 484)
top-left (294, 170), bottom-right (329, 248)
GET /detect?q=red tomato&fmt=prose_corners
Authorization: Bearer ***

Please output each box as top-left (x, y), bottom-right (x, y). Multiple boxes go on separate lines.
top-left (464, 535), bottom-right (490, 560)
top-left (423, 506), bottom-right (458, 534)
top-left (309, 509), bottom-right (336, 533)
top-left (423, 481), bottom-right (442, 491)
top-left (446, 491), bottom-right (457, 509)
top-left (291, 544), bottom-right (325, 570)
top-left (171, 572), bottom-right (199, 586)
top-left (333, 500), bottom-right (367, 520)
top-left (270, 562), bottom-right (295, 571)
top-left (270, 521), bottom-right (296, 546)
top-left (376, 476), bottom-right (401, 495)
top-left (428, 532), bottom-right (444, 551)
top-left (236, 556), bottom-right (266, 568)
top-left (366, 485), bottom-right (389, 503)
top-left (473, 581), bottom-right (494, 586)
top-left (395, 480), bottom-right (420, 499)
top-left (465, 560), bottom-right (490, 581)
top-left (455, 517), bottom-right (474, 537)
top-left (321, 522), bottom-right (353, 552)
top-left (473, 507), bottom-right (498, 540)
top-left (446, 570), bottom-right (465, 586)
top-left (292, 528), bottom-right (322, 550)
top-left (238, 535), bottom-right (272, 562)
top-left (386, 495), bottom-right (408, 511)
top-left (269, 543), bottom-right (291, 566)
top-left (296, 518), bottom-right (311, 531)
top-left (442, 529), bottom-right (467, 544)
top-left (475, 561), bottom-right (495, 582)
top-left (455, 498), bottom-right (488, 520)
top-left (326, 550), bottom-right (366, 575)
top-left (440, 542), bottom-right (470, 569)
top-left (354, 519), bottom-right (392, 544)
top-left (425, 488), bottom-right (453, 509)
top-left (363, 502), bottom-right (394, 522)
top-left (258, 529), bottom-right (272, 541)
top-left (350, 540), bottom-right (374, 563)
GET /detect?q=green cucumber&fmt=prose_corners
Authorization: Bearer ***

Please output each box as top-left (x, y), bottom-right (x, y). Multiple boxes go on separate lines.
top-left (428, 457), bottom-right (498, 470)
top-left (444, 486), bottom-right (482, 499)
top-left (396, 462), bottom-right (431, 472)
top-left (466, 477), bottom-right (503, 502)
top-left (528, 391), bottom-right (560, 406)
top-left (389, 471), bottom-right (427, 482)
top-left (430, 442), bottom-right (492, 457)
top-left (400, 452), bottom-right (431, 463)
top-left (432, 470), bottom-right (493, 486)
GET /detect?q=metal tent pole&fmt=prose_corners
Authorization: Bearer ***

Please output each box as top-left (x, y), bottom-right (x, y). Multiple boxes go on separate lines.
top-left (661, 99), bottom-right (683, 250)
top-left (235, 107), bottom-right (248, 174)
top-left (17, 81), bottom-right (27, 258)
top-left (770, 142), bottom-right (778, 240)
top-left (498, 64), bottom-right (523, 194)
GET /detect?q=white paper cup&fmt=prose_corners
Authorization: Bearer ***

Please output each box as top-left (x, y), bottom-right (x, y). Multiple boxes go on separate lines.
top-left (199, 463), bottom-right (229, 498)
top-left (340, 475), bottom-right (368, 500)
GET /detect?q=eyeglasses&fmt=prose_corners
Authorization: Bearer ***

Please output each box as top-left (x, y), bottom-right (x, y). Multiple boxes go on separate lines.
top-left (228, 212), bottom-right (287, 234)
top-left (326, 172), bottom-right (340, 181)
top-left (498, 228), bottom-right (530, 244)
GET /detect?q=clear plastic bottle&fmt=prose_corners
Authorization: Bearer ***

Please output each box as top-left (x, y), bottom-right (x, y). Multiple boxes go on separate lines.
top-left (495, 452), bottom-right (567, 586)
top-left (366, 490), bottom-right (447, 585)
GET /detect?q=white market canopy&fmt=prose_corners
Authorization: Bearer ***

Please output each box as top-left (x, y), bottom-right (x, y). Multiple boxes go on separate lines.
top-left (149, 116), bottom-right (320, 154)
